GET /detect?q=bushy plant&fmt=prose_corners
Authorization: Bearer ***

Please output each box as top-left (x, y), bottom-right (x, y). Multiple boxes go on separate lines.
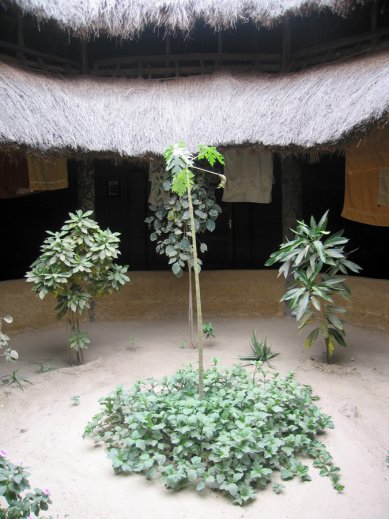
top-left (0, 450), bottom-right (52, 518)
top-left (26, 210), bottom-right (129, 365)
top-left (84, 362), bottom-right (343, 505)
top-left (266, 211), bottom-right (361, 362)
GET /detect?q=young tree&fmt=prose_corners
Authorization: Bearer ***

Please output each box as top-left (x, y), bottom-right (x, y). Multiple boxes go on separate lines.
top-left (26, 210), bottom-right (129, 364)
top-left (164, 143), bottom-right (225, 398)
top-left (266, 211), bottom-right (361, 362)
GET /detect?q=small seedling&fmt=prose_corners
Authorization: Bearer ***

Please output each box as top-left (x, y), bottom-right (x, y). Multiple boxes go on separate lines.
top-left (128, 336), bottom-right (138, 352)
top-left (202, 322), bottom-right (215, 339)
top-left (71, 395), bottom-right (80, 406)
top-left (35, 363), bottom-right (55, 374)
top-left (1, 369), bottom-right (32, 390)
top-left (179, 340), bottom-right (187, 349)
top-left (239, 331), bottom-right (279, 368)
top-left (272, 483), bottom-right (285, 494)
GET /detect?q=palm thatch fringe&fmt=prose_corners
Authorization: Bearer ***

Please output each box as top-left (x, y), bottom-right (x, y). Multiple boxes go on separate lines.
top-left (0, 52), bottom-right (388, 158)
top-left (4, 0), bottom-right (368, 38)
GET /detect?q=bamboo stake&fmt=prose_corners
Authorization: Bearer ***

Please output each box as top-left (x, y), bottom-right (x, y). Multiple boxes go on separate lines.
top-left (186, 171), bottom-right (204, 399)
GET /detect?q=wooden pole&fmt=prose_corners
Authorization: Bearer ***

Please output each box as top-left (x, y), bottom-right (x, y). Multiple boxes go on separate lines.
top-left (282, 19), bottom-right (291, 72)
top-left (370, 0), bottom-right (378, 45)
top-left (77, 159), bottom-right (96, 321)
top-left (17, 15), bottom-right (25, 65)
top-left (78, 159), bottom-right (95, 212)
top-left (281, 155), bottom-right (303, 316)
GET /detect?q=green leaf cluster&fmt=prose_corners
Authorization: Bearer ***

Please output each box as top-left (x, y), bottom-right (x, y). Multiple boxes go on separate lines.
top-left (202, 322), bottom-right (215, 339)
top-left (145, 164), bottom-right (221, 278)
top-left (0, 315), bottom-right (18, 363)
top-left (26, 210), bottom-right (129, 303)
top-left (266, 211), bottom-right (361, 358)
top-left (0, 452), bottom-right (52, 518)
top-left (84, 362), bottom-right (343, 505)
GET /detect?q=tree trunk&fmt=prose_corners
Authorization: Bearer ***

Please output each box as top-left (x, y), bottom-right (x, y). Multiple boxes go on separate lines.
top-left (68, 310), bottom-right (84, 365)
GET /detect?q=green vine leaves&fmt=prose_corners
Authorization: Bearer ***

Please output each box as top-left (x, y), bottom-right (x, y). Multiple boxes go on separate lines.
top-left (145, 144), bottom-right (225, 278)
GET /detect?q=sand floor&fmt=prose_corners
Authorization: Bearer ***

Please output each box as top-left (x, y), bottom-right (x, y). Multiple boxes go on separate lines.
top-left (1, 317), bottom-right (388, 519)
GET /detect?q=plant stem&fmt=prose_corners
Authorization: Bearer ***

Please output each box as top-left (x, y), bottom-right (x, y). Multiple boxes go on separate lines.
top-left (321, 303), bottom-right (330, 364)
top-left (187, 261), bottom-right (195, 348)
top-left (325, 337), bottom-right (331, 364)
top-left (186, 172), bottom-right (204, 399)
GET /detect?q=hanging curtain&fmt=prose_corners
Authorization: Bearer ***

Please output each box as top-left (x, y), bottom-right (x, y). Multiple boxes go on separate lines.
top-left (342, 131), bottom-right (389, 226)
top-left (222, 148), bottom-right (273, 203)
top-left (27, 155), bottom-right (68, 191)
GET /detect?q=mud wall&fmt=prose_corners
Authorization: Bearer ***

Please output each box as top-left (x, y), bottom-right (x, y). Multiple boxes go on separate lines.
top-left (1, 271), bottom-right (388, 333)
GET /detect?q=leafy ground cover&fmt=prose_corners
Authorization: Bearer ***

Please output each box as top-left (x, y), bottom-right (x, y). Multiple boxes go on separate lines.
top-left (84, 361), bottom-right (342, 505)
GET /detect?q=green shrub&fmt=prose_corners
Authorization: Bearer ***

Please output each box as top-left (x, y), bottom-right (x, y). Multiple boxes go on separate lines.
top-left (26, 210), bottom-right (129, 364)
top-left (84, 362), bottom-right (343, 505)
top-left (0, 450), bottom-right (52, 518)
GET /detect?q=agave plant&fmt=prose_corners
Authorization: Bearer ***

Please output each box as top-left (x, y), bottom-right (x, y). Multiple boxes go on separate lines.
top-left (239, 331), bottom-right (279, 368)
top-left (266, 211), bottom-right (361, 362)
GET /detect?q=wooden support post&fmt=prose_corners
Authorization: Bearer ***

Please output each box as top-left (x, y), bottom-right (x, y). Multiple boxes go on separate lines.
top-left (81, 40), bottom-right (88, 74)
top-left (281, 155), bottom-right (303, 316)
top-left (370, 0), bottom-right (378, 45)
top-left (217, 31), bottom-right (223, 69)
top-left (282, 19), bottom-right (291, 72)
top-left (77, 158), bottom-right (96, 320)
top-left (165, 34), bottom-right (171, 55)
top-left (165, 35), bottom-right (171, 76)
top-left (17, 15), bottom-right (25, 65)
top-left (17, 15), bottom-right (24, 46)
top-left (77, 158), bottom-right (95, 213)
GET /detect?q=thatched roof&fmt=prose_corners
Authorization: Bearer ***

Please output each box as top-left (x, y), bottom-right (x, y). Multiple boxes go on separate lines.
top-left (0, 52), bottom-right (388, 158)
top-left (5, 0), bottom-right (368, 38)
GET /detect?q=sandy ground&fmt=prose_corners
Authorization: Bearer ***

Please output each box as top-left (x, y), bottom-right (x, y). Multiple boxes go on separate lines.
top-left (1, 317), bottom-right (388, 519)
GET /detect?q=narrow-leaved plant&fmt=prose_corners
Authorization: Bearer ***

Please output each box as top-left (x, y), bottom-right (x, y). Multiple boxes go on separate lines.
top-left (265, 211), bottom-right (361, 361)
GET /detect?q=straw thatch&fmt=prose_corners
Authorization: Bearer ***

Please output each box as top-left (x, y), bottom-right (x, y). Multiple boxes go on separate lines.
top-left (0, 52), bottom-right (388, 158)
top-left (4, 0), bottom-right (368, 38)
